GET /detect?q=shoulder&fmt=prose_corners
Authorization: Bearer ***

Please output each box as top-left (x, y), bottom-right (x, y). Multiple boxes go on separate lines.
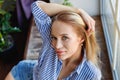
top-left (82, 60), bottom-right (102, 80)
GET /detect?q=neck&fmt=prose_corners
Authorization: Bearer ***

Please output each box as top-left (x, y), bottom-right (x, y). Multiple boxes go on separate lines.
top-left (63, 47), bottom-right (83, 67)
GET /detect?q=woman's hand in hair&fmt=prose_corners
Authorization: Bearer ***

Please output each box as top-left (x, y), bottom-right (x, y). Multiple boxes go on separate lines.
top-left (38, 1), bottom-right (95, 36)
top-left (78, 9), bottom-right (95, 36)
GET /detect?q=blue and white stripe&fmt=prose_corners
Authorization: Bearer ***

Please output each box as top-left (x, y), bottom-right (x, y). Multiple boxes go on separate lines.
top-left (31, 1), bottom-right (101, 80)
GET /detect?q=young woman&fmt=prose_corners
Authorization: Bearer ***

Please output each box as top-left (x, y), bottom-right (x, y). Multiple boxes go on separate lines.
top-left (5, 1), bottom-right (101, 80)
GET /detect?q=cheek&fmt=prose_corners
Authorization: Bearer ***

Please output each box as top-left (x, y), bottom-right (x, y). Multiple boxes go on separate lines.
top-left (71, 38), bottom-right (80, 45)
top-left (66, 42), bottom-right (74, 47)
top-left (65, 40), bottom-right (80, 50)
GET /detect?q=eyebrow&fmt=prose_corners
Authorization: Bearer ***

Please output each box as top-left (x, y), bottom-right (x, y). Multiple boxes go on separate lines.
top-left (51, 33), bottom-right (68, 36)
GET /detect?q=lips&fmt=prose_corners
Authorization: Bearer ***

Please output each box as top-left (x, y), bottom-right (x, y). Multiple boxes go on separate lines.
top-left (56, 50), bottom-right (65, 55)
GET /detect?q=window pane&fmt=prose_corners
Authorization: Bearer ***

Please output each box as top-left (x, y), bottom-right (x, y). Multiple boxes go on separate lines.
top-left (104, 0), bottom-right (115, 59)
top-left (111, 0), bottom-right (116, 11)
top-left (118, 0), bottom-right (120, 30)
top-left (116, 36), bottom-right (120, 79)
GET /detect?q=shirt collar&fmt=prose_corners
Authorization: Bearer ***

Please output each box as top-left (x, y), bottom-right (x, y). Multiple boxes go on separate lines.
top-left (76, 49), bottom-right (87, 74)
top-left (57, 49), bottom-right (87, 75)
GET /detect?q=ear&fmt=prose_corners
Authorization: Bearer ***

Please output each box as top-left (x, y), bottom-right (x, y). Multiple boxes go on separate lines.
top-left (80, 38), bottom-right (84, 44)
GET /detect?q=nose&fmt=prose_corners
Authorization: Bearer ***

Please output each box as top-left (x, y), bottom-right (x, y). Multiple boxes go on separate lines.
top-left (55, 40), bottom-right (63, 49)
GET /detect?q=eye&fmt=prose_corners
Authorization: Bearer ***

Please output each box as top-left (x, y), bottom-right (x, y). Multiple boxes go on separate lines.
top-left (62, 36), bottom-right (69, 41)
top-left (51, 36), bottom-right (57, 41)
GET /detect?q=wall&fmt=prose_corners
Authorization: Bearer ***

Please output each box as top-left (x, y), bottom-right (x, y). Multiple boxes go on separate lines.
top-left (50, 0), bottom-right (100, 16)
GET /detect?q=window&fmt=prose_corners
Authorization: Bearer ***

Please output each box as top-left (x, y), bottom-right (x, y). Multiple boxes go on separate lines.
top-left (100, 0), bottom-right (120, 80)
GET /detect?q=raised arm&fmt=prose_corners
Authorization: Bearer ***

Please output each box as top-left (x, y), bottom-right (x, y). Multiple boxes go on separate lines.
top-left (37, 1), bottom-right (95, 34)
top-left (37, 1), bottom-right (79, 16)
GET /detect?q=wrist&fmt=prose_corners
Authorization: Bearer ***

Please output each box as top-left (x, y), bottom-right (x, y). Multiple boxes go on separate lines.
top-left (78, 8), bottom-right (86, 17)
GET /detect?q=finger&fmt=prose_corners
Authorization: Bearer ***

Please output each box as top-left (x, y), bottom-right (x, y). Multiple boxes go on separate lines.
top-left (87, 18), bottom-right (95, 32)
top-left (87, 25), bottom-right (94, 36)
top-left (86, 22), bottom-right (92, 32)
top-left (87, 30), bottom-right (94, 37)
top-left (91, 19), bottom-right (95, 31)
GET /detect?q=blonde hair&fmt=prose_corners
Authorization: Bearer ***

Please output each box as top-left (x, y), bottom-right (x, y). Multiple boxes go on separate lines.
top-left (52, 11), bottom-right (100, 65)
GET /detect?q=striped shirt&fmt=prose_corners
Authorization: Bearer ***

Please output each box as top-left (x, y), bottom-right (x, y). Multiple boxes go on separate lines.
top-left (31, 1), bottom-right (101, 80)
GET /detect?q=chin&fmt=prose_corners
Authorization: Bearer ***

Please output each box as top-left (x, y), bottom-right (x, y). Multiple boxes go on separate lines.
top-left (58, 56), bottom-right (66, 61)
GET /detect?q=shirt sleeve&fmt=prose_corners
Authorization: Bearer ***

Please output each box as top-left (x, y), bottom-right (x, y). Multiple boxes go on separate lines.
top-left (92, 75), bottom-right (102, 80)
top-left (31, 1), bottom-right (53, 66)
top-left (31, 1), bottom-right (52, 44)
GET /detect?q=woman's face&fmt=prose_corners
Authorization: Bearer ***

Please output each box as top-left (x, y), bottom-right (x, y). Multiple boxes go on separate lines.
top-left (51, 21), bottom-right (84, 61)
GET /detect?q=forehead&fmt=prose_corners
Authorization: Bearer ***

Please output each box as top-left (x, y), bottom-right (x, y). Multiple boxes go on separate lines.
top-left (52, 21), bottom-right (74, 31)
top-left (51, 21), bottom-right (77, 36)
